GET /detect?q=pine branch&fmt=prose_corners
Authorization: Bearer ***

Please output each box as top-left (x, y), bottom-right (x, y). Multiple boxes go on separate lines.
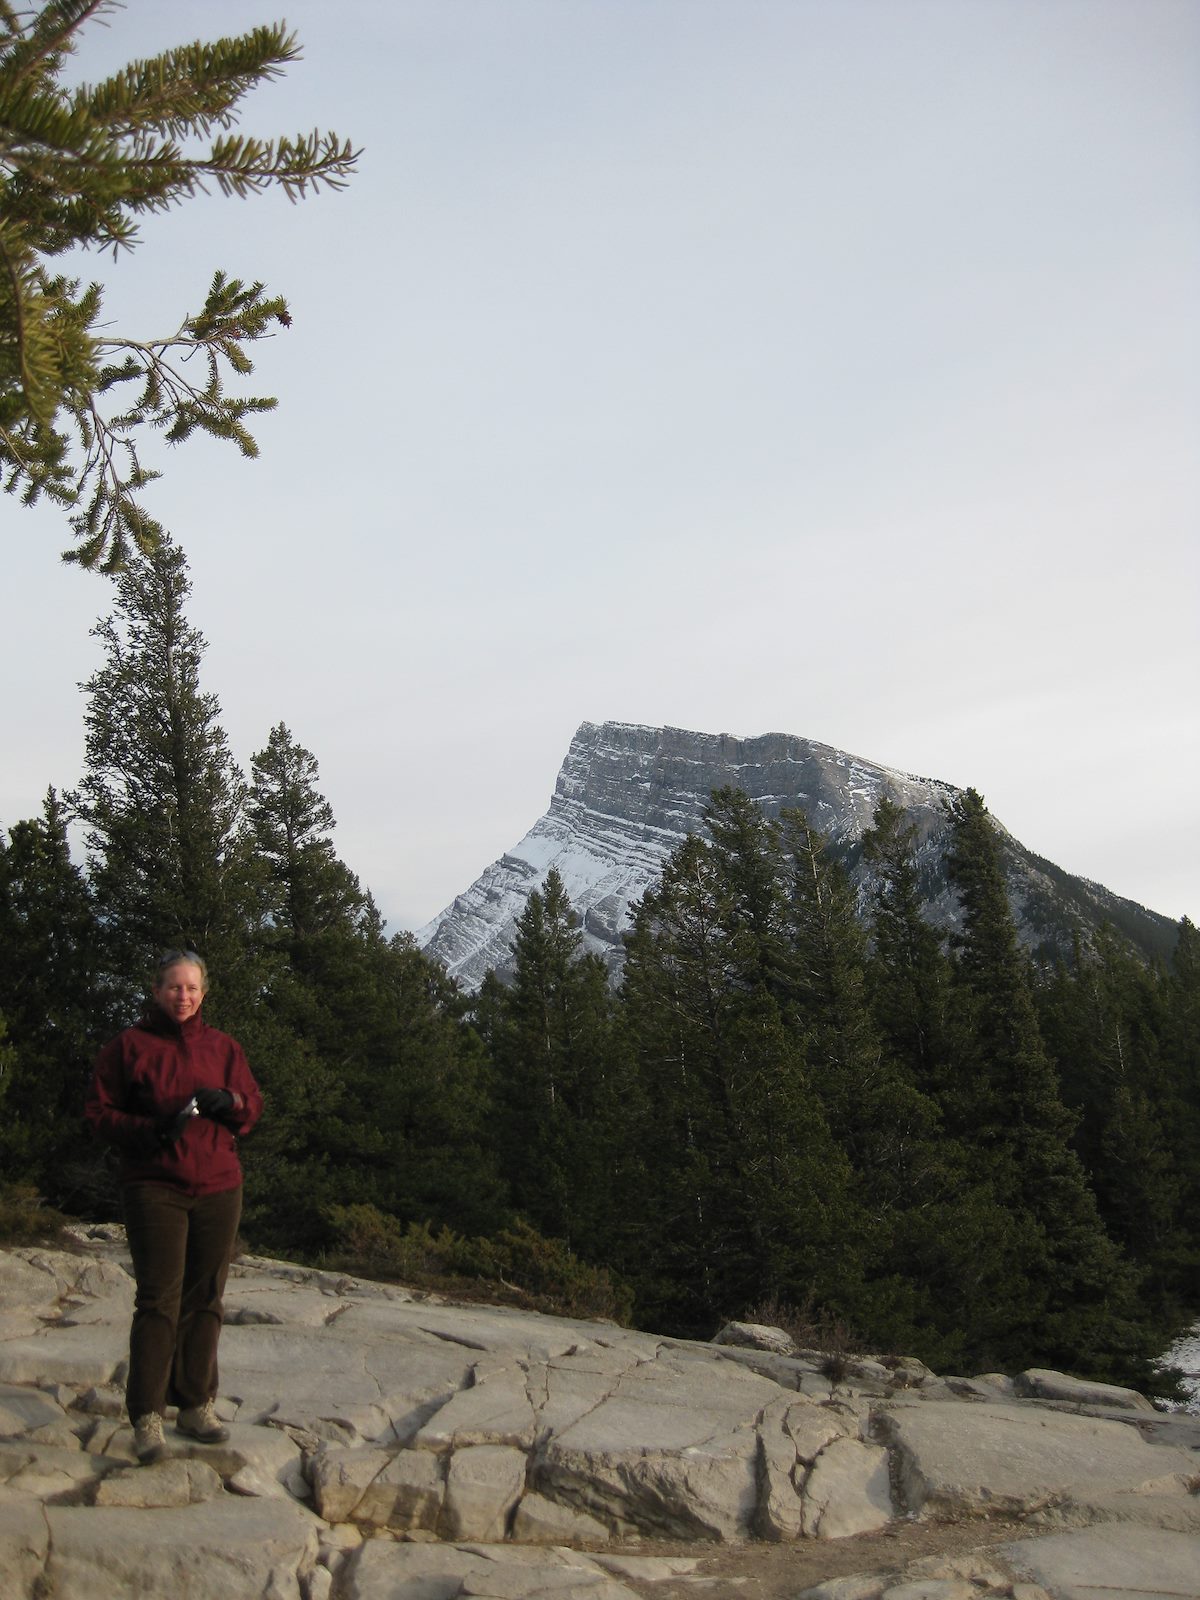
top-left (78, 26), bottom-right (303, 140)
top-left (0, 235), bottom-right (100, 439)
top-left (1, 3), bottom-right (359, 568)
top-left (0, 1), bottom-right (109, 93)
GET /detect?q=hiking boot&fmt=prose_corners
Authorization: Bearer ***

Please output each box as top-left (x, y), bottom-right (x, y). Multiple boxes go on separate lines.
top-left (175, 1397), bottom-right (229, 1443)
top-left (133, 1411), bottom-right (168, 1464)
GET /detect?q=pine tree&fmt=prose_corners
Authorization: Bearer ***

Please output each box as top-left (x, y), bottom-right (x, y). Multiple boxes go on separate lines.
top-left (70, 536), bottom-right (259, 1010)
top-left (0, 791), bottom-right (106, 1195)
top-left (703, 786), bottom-right (794, 1001)
top-left (621, 817), bottom-right (854, 1333)
top-left (309, 923), bottom-right (504, 1233)
top-left (779, 808), bottom-right (881, 1147)
top-left (943, 789), bottom-right (1150, 1380)
top-left (489, 868), bottom-right (636, 1262)
top-left (779, 805), bottom-right (944, 1204)
top-left (860, 794), bottom-right (953, 1094)
top-left (777, 805), bottom-right (980, 1355)
top-left (1, 1), bottom-right (358, 569)
top-left (248, 723), bottom-right (367, 953)
top-left (1156, 917), bottom-right (1200, 1288)
top-left (1037, 924), bottom-right (1188, 1311)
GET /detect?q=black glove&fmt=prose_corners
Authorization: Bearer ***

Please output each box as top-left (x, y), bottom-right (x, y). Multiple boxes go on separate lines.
top-left (194, 1087), bottom-right (235, 1118)
top-left (155, 1107), bottom-right (194, 1146)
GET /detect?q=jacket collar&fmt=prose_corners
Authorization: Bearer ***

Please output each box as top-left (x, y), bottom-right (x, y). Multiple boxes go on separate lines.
top-left (143, 1003), bottom-right (205, 1039)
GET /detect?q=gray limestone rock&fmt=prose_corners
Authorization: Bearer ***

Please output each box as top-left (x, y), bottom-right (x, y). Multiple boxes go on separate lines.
top-left (0, 1323), bottom-right (127, 1387)
top-left (93, 1457), bottom-right (223, 1508)
top-left (443, 1443), bottom-right (529, 1540)
top-left (0, 1234), bottom-right (1196, 1600)
top-left (801, 1436), bottom-right (894, 1539)
top-left (343, 1541), bottom-right (641, 1600)
top-left (880, 1584), bottom-right (978, 1600)
top-left (0, 1438), bottom-right (116, 1501)
top-left (0, 1498), bottom-right (50, 1596)
top-left (43, 1496), bottom-right (321, 1600)
top-left (354, 1446), bottom-right (444, 1532)
top-left (534, 1350), bottom-right (780, 1540)
top-left (512, 1490), bottom-right (611, 1545)
top-left (413, 1358), bottom-right (538, 1450)
top-left (756, 1396), bottom-right (807, 1541)
top-left (1013, 1370), bottom-right (1159, 1414)
top-left (0, 1381), bottom-right (72, 1437)
top-left (787, 1399), bottom-right (855, 1463)
top-left (309, 1445), bottom-right (391, 1522)
top-left (1002, 1525), bottom-right (1200, 1600)
top-left (713, 1321), bottom-right (798, 1355)
top-left (875, 1400), bottom-right (1199, 1522)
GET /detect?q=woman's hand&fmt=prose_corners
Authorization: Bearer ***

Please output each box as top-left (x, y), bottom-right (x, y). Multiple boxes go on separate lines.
top-left (194, 1087), bottom-right (235, 1118)
top-left (155, 1107), bottom-right (194, 1146)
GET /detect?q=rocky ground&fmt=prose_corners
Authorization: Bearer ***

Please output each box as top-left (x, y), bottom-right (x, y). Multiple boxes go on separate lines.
top-left (1, 1226), bottom-right (1197, 1600)
top-left (587, 1517), bottom-right (1035, 1600)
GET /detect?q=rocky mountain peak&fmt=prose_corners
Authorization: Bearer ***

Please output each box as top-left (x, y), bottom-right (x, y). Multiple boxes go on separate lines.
top-left (418, 720), bottom-right (1174, 990)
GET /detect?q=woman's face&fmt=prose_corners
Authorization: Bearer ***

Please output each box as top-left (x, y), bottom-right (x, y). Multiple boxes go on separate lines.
top-left (154, 961), bottom-right (206, 1024)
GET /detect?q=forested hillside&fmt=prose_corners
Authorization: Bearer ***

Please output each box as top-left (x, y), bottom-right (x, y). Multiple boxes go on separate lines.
top-left (2, 542), bottom-right (1197, 1395)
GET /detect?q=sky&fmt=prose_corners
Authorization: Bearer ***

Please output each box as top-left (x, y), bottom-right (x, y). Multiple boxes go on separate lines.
top-left (4, 0), bottom-right (1198, 934)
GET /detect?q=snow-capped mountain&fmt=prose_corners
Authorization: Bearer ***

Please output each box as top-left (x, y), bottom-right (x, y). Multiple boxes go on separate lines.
top-left (417, 720), bottom-right (1175, 990)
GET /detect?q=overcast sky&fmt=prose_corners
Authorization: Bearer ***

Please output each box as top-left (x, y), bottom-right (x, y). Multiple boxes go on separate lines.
top-left (4, 0), bottom-right (1198, 934)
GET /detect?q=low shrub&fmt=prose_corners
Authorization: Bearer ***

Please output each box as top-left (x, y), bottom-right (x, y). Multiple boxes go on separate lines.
top-left (323, 1204), bottom-right (633, 1323)
top-left (742, 1293), bottom-right (869, 1363)
top-left (0, 1183), bottom-right (70, 1247)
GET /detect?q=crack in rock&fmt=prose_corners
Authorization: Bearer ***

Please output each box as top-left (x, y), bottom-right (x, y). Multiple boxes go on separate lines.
top-left (418, 1326), bottom-right (493, 1352)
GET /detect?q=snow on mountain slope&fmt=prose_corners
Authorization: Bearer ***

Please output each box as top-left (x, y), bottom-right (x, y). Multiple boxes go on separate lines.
top-left (417, 720), bottom-right (961, 989)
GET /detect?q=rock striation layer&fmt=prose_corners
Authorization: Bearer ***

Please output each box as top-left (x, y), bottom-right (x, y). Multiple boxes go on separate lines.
top-left (418, 720), bottom-right (1176, 989)
top-left (0, 1231), bottom-right (1197, 1600)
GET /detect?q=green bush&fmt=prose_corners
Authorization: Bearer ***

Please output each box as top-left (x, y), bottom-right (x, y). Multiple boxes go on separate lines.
top-left (324, 1204), bottom-right (633, 1323)
top-left (742, 1294), bottom-right (869, 1361)
top-left (0, 1184), bottom-right (69, 1246)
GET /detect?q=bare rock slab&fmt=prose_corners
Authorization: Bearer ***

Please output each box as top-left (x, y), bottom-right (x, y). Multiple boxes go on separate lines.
top-left (512, 1489), bottom-right (611, 1545)
top-left (43, 1495), bottom-right (321, 1600)
top-left (444, 1443), bottom-right (529, 1540)
top-left (414, 1359), bottom-right (538, 1449)
top-left (93, 1457), bottom-right (223, 1508)
top-left (802, 1436), bottom-right (894, 1539)
top-left (1002, 1525), bottom-right (1200, 1600)
top-left (536, 1350), bottom-right (780, 1540)
top-left (344, 1540), bottom-right (641, 1600)
top-left (0, 1499), bottom-right (49, 1597)
top-left (356, 1446), bottom-right (444, 1532)
top-left (0, 1323), bottom-right (126, 1387)
top-left (310, 1445), bottom-right (392, 1522)
top-left (876, 1401), bottom-right (1198, 1522)
top-left (1015, 1370), bottom-right (1159, 1414)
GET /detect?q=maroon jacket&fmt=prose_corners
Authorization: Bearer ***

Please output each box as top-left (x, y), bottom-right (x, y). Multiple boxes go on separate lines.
top-left (86, 1005), bottom-right (262, 1195)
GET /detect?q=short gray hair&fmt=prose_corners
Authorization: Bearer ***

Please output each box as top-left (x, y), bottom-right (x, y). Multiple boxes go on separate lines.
top-left (154, 949), bottom-right (209, 991)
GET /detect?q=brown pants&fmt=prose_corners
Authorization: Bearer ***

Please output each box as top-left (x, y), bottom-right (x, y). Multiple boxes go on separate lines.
top-left (122, 1182), bottom-right (242, 1421)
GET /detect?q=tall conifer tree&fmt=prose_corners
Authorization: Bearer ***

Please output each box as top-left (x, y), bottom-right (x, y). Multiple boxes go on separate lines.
top-left (1037, 926), bottom-right (1187, 1312)
top-left (71, 536), bottom-right (259, 1013)
top-left (943, 789), bottom-right (1148, 1379)
top-left (1152, 917), bottom-right (1200, 1293)
top-left (622, 809), bottom-right (854, 1333)
top-left (248, 723), bottom-right (364, 946)
top-left (860, 795), bottom-right (953, 1094)
top-left (489, 869), bottom-right (635, 1262)
top-left (0, 791), bottom-right (104, 1192)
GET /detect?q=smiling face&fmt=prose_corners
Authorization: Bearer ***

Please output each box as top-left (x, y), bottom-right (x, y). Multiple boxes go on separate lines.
top-left (153, 960), bottom-right (206, 1024)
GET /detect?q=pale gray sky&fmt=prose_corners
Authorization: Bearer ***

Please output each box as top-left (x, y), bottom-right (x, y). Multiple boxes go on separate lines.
top-left (4, 0), bottom-right (1198, 932)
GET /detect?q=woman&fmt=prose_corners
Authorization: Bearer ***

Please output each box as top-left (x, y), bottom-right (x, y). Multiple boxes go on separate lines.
top-left (85, 950), bottom-right (262, 1464)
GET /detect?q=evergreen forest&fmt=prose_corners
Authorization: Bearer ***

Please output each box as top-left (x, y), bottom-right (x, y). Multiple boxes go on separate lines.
top-left (2, 542), bottom-right (1198, 1397)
